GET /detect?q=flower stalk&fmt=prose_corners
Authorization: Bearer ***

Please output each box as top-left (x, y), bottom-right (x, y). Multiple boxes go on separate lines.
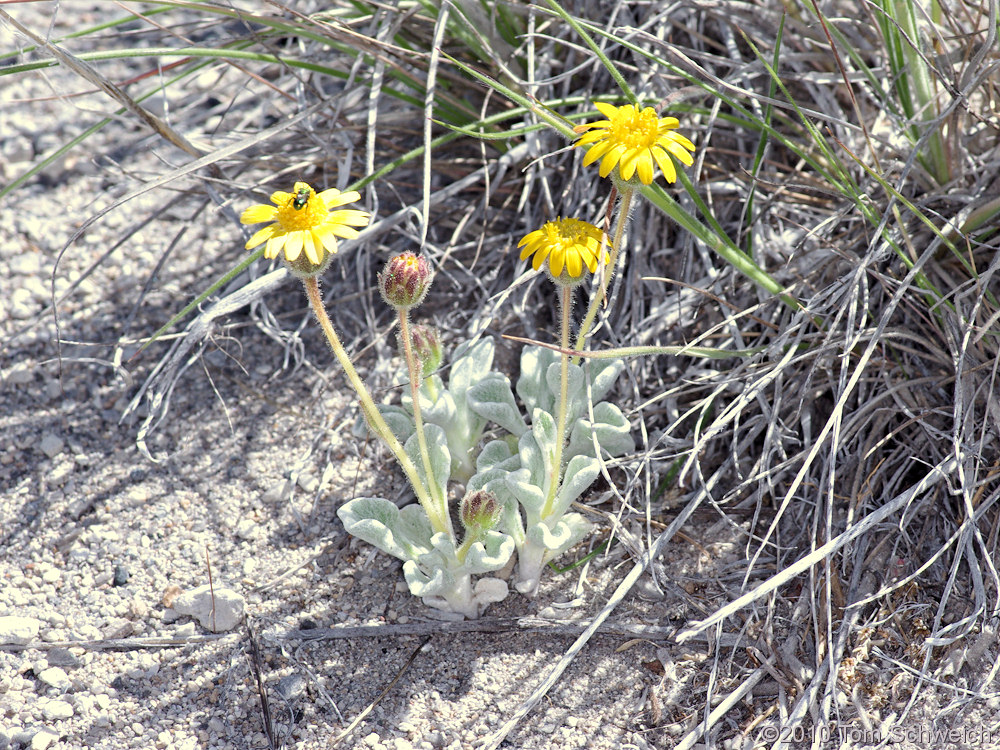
top-left (398, 308), bottom-right (453, 537)
top-left (543, 284), bottom-right (573, 518)
top-left (574, 185), bottom-right (634, 355)
top-left (302, 276), bottom-right (447, 533)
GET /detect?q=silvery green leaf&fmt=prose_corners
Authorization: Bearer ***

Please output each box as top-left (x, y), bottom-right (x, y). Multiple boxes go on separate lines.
top-left (567, 402), bottom-right (634, 461)
top-left (418, 388), bottom-right (456, 427)
top-left (471, 577), bottom-right (508, 607)
top-left (514, 543), bottom-right (546, 596)
top-left (466, 466), bottom-right (499, 492)
top-left (404, 374), bottom-right (445, 412)
top-left (517, 346), bottom-right (558, 415)
top-left (378, 405), bottom-right (415, 443)
top-left (404, 424), bottom-right (450, 503)
top-left (530, 408), bottom-right (557, 452)
top-left (408, 529), bottom-right (513, 618)
top-left (462, 530), bottom-right (515, 574)
top-left (545, 360), bottom-right (585, 421)
top-left (408, 531), bottom-right (461, 592)
top-left (515, 513), bottom-right (593, 596)
top-left (586, 358), bottom-right (625, 404)
top-left (416, 389), bottom-right (478, 480)
top-left (551, 455), bottom-right (600, 519)
top-left (421, 576), bottom-right (510, 619)
top-left (506, 467), bottom-right (546, 520)
top-left (518, 411), bottom-right (557, 487)
top-left (525, 513), bottom-right (593, 557)
top-left (402, 558), bottom-right (448, 598)
top-left (551, 512), bottom-right (593, 555)
top-left (447, 339), bottom-right (493, 446)
top-left (474, 439), bottom-right (516, 473)
top-left (351, 412), bottom-right (369, 439)
top-left (337, 497), bottom-right (430, 562)
top-left (449, 338), bottom-right (494, 402)
top-left (498, 492), bottom-right (526, 545)
top-left (467, 373), bottom-right (527, 438)
top-left (396, 504), bottom-right (436, 548)
top-left (525, 517), bottom-right (575, 552)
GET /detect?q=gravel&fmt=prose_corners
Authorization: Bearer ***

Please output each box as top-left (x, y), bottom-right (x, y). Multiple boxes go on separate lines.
top-left (5, 4), bottom-right (995, 749)
top-left (0, 6), bottom-right (693, 749)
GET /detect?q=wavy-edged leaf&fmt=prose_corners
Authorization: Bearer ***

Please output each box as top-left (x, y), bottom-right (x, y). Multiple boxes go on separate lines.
top-left (586, 358), bottom-right (625, 405)
top-left (474, 439), bottom-right (517, 473)
top-left (506, 467), bottom-right (547, 520)
top-left (337, 497), bottom-right (431, 562)
top-left (567, 401), bottom-right (634, 461)
top-left (467, 373), bottom-right (527, 437)
top-left (520, 409), bottom-right (557, 485)
top-left (402, 558), bottom-right (448, 598)
top-left (449, 337), bottom-right (495, 401)
top-left (378, 404), bottom-right (416, 444)
top-left (517, 346), bottom-right (558, 415)
top-left (462, 530), bottom-right (515, 574)
top-left (552, 455), bottom-right (600, 519)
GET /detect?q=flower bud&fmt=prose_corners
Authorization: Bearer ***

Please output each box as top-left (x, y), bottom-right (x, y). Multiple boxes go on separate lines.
top-left (285, 248), bottom-right (333, 279)
top-left (379, 253), bottom-right (433, 310)
top-left (408, 324), bottom-right (443, 378)
top-left (459, 490), bottom-right (501, 534)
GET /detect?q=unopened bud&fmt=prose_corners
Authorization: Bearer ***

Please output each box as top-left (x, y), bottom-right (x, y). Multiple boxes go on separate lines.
top-left (460, 489), bottom-right (501, 533)
top-left (379, 253), bottom-right (433, 310)
top-left (409, 324), bottom-right (443, 377)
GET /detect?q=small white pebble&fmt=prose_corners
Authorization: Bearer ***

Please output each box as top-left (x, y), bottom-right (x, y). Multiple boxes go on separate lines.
top-left (38, 667), bottom-right (70, 691)
top-left (0, 616), bottom-right (40, 645)
top-left (31, 729), bottom-right (60, 750)
top-left (38, 433), bottom-right (65, 459)
top-left (40, 698), bottom-right (74, 720)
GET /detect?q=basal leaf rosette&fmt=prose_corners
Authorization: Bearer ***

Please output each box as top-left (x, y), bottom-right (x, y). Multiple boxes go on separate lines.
top-left (403, 530), bottom-right (513, 618)
top-left (338, 497), bottom-right (512, 619)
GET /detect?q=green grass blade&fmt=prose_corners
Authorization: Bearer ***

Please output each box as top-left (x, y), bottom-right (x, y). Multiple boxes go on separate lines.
top-left (539, 0), bottom-right (635, 102)
top-left (643, 182), bottom-right (800, 313)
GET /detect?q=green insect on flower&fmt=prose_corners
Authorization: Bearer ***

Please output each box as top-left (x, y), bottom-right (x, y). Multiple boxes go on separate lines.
top-left (291, 185), bottom-right (311, 210)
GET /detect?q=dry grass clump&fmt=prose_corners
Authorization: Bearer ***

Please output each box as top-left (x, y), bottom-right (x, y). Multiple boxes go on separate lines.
top-left (4, 0), bottom-right (999, 743)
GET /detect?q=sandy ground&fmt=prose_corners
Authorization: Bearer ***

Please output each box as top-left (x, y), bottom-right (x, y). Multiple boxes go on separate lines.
top-left (4, 4), bottom-right (1000, 750)
top-left (0, 6), bottom-right (746, 749)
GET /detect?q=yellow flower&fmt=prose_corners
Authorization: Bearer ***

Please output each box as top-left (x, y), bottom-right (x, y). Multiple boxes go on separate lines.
top-left (574, 102), bottom-right (695, 184)
top-left (518, 218), bottom-right (607, 279)
top-left (240, 181), bottom-right (370, 265)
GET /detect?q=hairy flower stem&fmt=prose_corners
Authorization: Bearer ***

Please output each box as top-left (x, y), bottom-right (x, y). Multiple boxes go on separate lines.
top-left (542, 284), bottom-right (573, 518)
top-left (398, 309), bottom-right (454, 539)
top-left (574, 187), bottom-right (634, 356)
top-left (302, 277), bottom-right (447, 535)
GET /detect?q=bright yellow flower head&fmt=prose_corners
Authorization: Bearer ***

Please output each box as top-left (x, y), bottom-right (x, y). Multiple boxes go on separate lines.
top-left (574, 102), bottom-right (696, 185)
top-left (240, 181), bottom-right (370, 265)
top-left (518, 218), bottom-right (608, 281)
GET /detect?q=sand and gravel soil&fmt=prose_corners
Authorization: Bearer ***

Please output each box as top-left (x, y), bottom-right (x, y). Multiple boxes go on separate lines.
top-left (4, 5), bottom-right (999, 750)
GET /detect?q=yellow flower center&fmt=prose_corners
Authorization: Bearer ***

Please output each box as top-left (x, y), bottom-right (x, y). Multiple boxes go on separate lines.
top-left (609, 106), bottom-right (661, 149)
top-left (275, 191), bottom-right (327, 231)
top-left (547, 218), bottom-right (586, 249)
